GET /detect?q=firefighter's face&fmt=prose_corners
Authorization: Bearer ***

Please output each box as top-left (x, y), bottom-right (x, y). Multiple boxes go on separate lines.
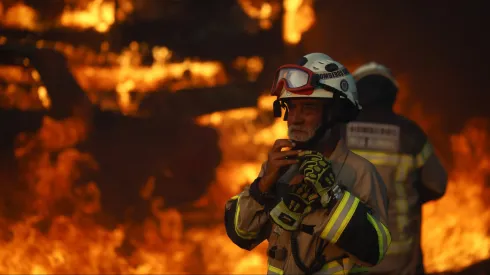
top-left (286, 99), bottom-right (324, 142)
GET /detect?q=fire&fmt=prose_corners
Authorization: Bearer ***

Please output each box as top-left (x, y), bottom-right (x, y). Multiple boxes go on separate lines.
top-left (283, 0), bottom-right (315, 44)
top-left (0, 2), bottom-right (38, 31)
top-left (60, 0), bottom-right (117, 33)
top-left (238, 0), bottom-right (281, 30)
top-left (3, 75), bottom-right (490, 274)
top-left (71, 42), bottom-right (228, 113)
top-left (1, 107), bottom-right (271, 274)
top-left (0, 40), bottom-right (265, 113)
top-left (233, 56), bottom-right (264, 82)
top-left (0, 0), bottom-right (134, 33)
top-left (1, 1), bottom-right (488, 274)
top-left (422, 118), bottom-right (490, 273)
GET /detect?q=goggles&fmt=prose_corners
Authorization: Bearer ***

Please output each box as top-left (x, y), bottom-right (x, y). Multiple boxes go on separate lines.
top-left (271, 64), bottom-right (349, 98)
top-left (271, 64), bottom-right (318, 96)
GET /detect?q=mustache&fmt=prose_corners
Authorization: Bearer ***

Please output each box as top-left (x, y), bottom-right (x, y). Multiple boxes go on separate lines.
top-left (288, 125), bottom-right (309, 131)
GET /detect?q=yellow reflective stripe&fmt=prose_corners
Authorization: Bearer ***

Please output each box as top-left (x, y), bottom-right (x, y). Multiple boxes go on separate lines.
top-left (267, 264), bottom-right (284, 275)
top-left (320, 191), bottom-right (360, 242)
top-left (366, 214), bottom-right (391, 263)
top-left (415, 141), bottom-right (433, 167)
top-left (352, 150), bottom-right (399, 166)
top-left (354, 149), bottom-right (414, 244)
top-left (352, 150), bottom-right (413, 168)
top-left (320, 258), bottom-right (368, 274)
top-left (233, 195), bottom-right (258, 239)
top-left (393, 160), bottom-right (411, 242)
top-left (231, 195), bottom-right (239, 200)
top-left (381, 221), bottom-right (392, 250)
top-left (320, 260), bottom-right (344, 274)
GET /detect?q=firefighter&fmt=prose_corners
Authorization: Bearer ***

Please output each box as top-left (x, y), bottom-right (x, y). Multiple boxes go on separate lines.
top-left (346, 62), bottom-right (448, 275)
top-left (224, 53), bottom-right (391, 274)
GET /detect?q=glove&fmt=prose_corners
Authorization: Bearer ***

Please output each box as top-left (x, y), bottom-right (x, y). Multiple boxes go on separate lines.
top-left (298, 150), bottom-right (338, 208)
top-left (270, 181), bottom-right (319, 231)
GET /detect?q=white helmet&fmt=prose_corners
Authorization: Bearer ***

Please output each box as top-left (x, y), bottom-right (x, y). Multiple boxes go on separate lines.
top-left (271, 53), bottom-right (361, 112)
top-left (352, 62), bottom-right (399, 89)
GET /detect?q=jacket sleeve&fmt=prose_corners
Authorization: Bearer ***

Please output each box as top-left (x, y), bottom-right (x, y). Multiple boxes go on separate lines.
top-left (414, 141), bottom-right (448, 203)
top-left (224, 163), bottom-right (273, 251)
top-left (312, 162), bottom-right (391, 267)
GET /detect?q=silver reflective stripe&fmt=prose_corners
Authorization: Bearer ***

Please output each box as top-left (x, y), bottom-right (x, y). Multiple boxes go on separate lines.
top-left (316, 260), bottom-right (344, 275)
top-left (320, 192), bottom-right (360, 242)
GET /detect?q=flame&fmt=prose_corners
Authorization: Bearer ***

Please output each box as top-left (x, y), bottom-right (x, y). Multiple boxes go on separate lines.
top-left (283, 0), bottom-right (315, 44)
top-left (238, 0), bottom-right (280, 30)
top-left (233, 56), bottom-right (264, 82)
top-left (0, 2), bottom-right (38, 31)
top-left (0, 1), bottom-right (488, 274)
top-left (422, 118), bottom-right (490, 272)
top-left (0, 41), bottom-right (265, 113)
top-left (60, 0), bottom-right (116, 33)
top-left (2, 78), bottom-right (490, 274)
top-left (37, 86), bottom-right (51, 109)
top-left (0, 62), bottom-right (50, 110)
top-left (0, 0), bottom-right (134, 33)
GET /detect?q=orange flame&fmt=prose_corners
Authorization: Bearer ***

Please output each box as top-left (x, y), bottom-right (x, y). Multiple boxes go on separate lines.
top-left (283, 0), bottom-right (315, 44)
top-left (0, 40), bottom-right (264, 113)
top-left (0, 0), bottom-right (134, 33)
top-left (0, 1), bottom-right (488, 274)
top-left (60, 0), bottom-right (116, 33)
top-left (0, 2), bottom-right (38, 31)
top-left (422, 118), bottom-right (490, 273)
top-left (238, 0), bottom-right (281, 30)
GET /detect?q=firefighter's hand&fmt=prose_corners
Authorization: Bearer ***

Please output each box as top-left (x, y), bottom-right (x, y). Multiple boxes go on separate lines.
top-left (298, 150), bottom-right (336, 207)
top-left (270, 175), bottom-right (319, 231)
top-left (259, 139), bottom-right (301, 193)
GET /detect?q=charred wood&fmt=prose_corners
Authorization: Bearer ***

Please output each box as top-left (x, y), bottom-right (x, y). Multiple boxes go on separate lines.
top-left (139, 81), bottom-right (261, 118)
top-left (0, 43), bottom-right (92, 120)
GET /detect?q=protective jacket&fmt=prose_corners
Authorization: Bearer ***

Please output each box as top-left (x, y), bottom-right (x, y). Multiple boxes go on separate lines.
top-left (224, 139), bottom-right (391, 274)
top-left (345, 107), bottom-right (447, 275)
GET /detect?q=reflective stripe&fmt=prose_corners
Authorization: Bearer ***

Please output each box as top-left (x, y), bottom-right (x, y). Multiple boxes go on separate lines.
top-left (367, 213), bottom-right (391, 263)
top-left (352, 150), bottom-right (413, 167)
top-left (233, 195), bottom-right (258, 239)
top-left (317, 258), bottom-right (368, 274)
top-left (318, 260), bottom-right (344, 274)
top-left (320, 191), bottom-right (360, 242)
top-left (352, 149), bottom-right (413, 246)
top-left (386, 239), bottom-right (413, 254)
top-left (393, 160), bottom-right (410, 242)
top-left (267, 264), bottom-right (284, 275)
top-left (416, 141), bottom-right (433, 168)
